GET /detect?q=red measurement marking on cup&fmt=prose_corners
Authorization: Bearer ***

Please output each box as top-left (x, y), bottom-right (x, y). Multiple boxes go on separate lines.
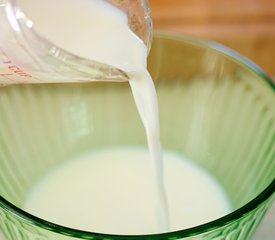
top-left (7, 65), bottom-right (32, 78)
top-left (0, 48), bottom-right (33, 78)
top-left (1, 62), bottom-right (33, 78)
top-left (0, 73), bottom-right (13, 76)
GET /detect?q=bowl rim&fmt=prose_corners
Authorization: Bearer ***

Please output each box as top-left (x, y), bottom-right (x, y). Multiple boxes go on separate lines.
top-left (0, 31), bottom-right (274, 239)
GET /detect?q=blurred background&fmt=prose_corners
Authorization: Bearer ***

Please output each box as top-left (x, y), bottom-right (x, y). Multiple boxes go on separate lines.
top-left (150, 0), bottom-right (275, 79)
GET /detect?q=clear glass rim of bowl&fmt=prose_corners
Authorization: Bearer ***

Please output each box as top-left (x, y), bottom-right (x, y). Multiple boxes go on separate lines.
top-left (0, 32), bottom-right (274, 239)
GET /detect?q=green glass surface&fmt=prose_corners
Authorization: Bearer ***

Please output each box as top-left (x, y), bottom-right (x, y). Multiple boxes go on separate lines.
top-left (0, 33), bottom-right (274, 239)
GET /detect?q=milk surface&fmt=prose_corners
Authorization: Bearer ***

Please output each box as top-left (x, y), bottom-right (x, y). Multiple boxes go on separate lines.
top-left (24, 147), bottom-right (231, 235)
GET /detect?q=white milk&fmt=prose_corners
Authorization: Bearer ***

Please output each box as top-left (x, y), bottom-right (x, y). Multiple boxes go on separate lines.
top-left (17, 0), bottom-right (147, 71)
top-left (19, 0), bottom-right (231, 234)
top-left (18, 0), bottom-right (168, 230)
top-left (19, 0), bottom-right (170, 231)
top-left (24, 147), bottom-right (231, 235)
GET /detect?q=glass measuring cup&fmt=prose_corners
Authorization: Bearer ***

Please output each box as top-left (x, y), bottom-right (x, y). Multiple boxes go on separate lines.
top-left (0, 0), bottom-right (152, 86)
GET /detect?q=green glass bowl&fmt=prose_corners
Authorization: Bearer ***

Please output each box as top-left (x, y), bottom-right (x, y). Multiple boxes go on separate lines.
top-left (0, 32), bottom-right (274, 239)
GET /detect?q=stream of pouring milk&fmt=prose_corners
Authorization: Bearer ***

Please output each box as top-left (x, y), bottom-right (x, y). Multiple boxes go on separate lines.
top-left (19, 0), bottom-right (169, 231)
top-left (19, 0), bottom-right (231, 234)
